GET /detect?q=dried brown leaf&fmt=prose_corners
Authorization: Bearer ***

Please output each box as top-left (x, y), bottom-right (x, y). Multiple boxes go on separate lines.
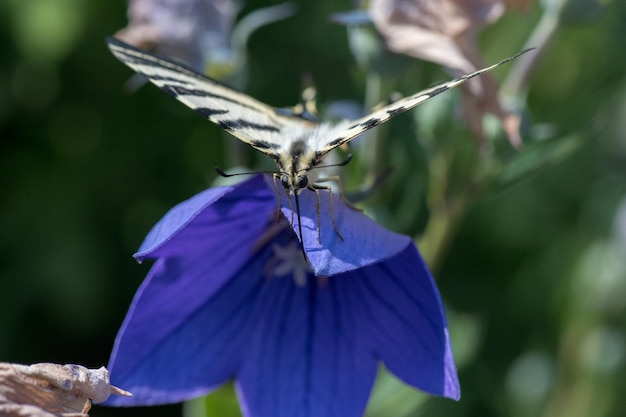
top-left (369, 0), bottom-right (505, 72)
top-left (0, 363), bottom-right (131, 417)
top-left (369, 0), bottom-right (527, 147)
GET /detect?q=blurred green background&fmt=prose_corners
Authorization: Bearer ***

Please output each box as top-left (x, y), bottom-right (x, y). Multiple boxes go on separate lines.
top-left (1, 0), bottom-right (625, 417)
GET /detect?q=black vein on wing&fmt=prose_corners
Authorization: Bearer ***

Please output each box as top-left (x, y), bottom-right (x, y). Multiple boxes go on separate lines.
top-left (110, 43), bottom-right (287, 126)
top-left (216, 119), bottom-right (281, 133)
top-left (249, 140), bottom-right (282, 151)
top-left (324, 137), bottom-right (344, 149)
top-left (157, 84), bottom-right (271, 114)
top-left (111, 49), bottom-right (168, 71)
top-left (386, 106), bottom-right (407, 117)
top-left (359, 117), bottom-right (381, 130)
top-left (195, 108), bottom-right (229, 118)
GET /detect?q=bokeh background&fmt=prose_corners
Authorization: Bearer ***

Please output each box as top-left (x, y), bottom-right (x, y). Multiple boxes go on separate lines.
top-left (1, 0), bottom-right (626, 416)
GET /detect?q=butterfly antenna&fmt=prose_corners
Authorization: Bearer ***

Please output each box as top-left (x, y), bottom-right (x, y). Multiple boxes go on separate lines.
top-left (315, 153), bottom-right (353, 170)
top-left (215, 167), bottom-right (276, 177)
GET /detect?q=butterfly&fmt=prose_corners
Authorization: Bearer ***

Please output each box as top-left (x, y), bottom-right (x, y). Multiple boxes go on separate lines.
top-left (106, 37), bottom-right (531, 249)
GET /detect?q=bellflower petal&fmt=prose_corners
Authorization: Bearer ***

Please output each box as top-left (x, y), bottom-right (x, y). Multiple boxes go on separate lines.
top-left (135, 176), bottom-right (273, 260)
top-left (344, 244), bottom-right (460, 400)
top-left (108, 176), bottom-right (274, 404)
top-left (107, 238), bottom-right (269, 405)
top-left (237, 243), bottom-right (459, 417)
top-left (106, 175), bottom-right (460, 416)
top-left (235, 245), bottom-right (378, 417)
top-left (276, 183), bottom-right (411, 276)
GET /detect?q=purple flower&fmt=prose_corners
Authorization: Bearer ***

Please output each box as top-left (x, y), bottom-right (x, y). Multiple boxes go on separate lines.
top-left (106, 175), bottom-right (460, 416)
top-left (114, 0), bottom-right (295, 78)
top-left (115, 0), bottom-right (240, 71)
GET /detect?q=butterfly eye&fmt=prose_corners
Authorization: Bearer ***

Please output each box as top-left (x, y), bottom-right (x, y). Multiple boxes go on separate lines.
top-left (280, 175), bottom-right (290, 189)
top-left (297, 175), bottom-right (308, 189)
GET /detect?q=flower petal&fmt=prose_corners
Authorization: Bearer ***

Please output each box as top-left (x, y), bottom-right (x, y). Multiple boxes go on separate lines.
top-left (106, 250), bottom-right (270, 405)
top-left (107, 176), bottom-right (275, 405)
top-left (237, 239), bottom-right (458, 417)
top-left (342, 243), bottom-right (460, 400)
top-left (275, 183), bottom-right (411, 276)
top-left (237, 255), bottom-right (378, 417)
top-left (135, 175), bottom-right (273, 260)
top-left (107, 175), bottom-right (458, 414)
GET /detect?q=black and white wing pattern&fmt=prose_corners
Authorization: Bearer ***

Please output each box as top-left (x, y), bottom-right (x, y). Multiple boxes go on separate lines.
top-left (315, 49), bottom-right (534, 158)
top-left (106, 37), bottom-right (315, 161)
top-left (107, 36), bottom-right (531, 180)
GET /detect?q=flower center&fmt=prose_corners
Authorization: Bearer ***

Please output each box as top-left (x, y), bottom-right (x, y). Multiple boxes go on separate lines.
top-left (268, 240), bottom-right (312, 286)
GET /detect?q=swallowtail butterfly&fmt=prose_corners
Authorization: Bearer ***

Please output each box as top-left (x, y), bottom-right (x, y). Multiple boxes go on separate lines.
top-left (107, 37), bottom-right (530, 248)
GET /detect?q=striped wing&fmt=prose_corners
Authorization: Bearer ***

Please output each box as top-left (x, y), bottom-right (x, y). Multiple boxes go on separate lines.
top-left (106, 37), bottom-right (313, 160)
top-left (317, 49), bottom-right (534, 156)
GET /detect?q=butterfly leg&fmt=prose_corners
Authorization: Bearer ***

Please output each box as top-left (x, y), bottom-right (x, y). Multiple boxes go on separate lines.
top-left (275, 175), bottom-right (298, 227)
top-left (271, 174), bottom-right (283, 222)
top-left (309, 183), bottom-right (344, 242)
top-left (305, 186), bottom-right (323, 243)
top-left (315, 176), bottom-right (362, 212)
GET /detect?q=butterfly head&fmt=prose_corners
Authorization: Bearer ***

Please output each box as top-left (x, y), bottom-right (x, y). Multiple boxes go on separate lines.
top-left (280, 173), bottom-right (309, 194)
top-left (277, 139), bottom-right (321, 195)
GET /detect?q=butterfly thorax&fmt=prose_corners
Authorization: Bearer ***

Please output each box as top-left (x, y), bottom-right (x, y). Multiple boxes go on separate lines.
top-left (277, 139), bottom-right (322, 194)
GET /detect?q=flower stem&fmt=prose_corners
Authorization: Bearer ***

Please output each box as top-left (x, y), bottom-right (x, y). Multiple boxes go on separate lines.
top-left (417, 151), bottom-right (471, 274)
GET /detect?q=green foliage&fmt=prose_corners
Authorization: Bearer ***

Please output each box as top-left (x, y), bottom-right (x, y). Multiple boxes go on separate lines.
top-left (1, 0), bottom-right (626, 417)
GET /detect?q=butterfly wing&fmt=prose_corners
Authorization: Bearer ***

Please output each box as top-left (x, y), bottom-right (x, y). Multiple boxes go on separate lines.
top-left (107, 37), bottom-right (313, 160)
top-left (316, 49), bottom-right (534, 157)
